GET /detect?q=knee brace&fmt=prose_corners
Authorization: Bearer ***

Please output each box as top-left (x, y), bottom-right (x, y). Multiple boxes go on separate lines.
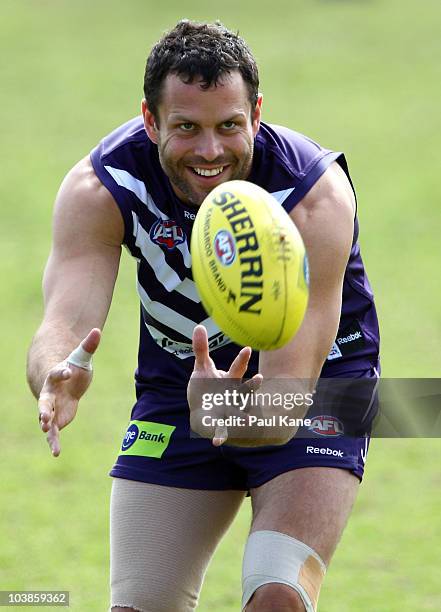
top-left (242, 530), bottom-right (326, 611)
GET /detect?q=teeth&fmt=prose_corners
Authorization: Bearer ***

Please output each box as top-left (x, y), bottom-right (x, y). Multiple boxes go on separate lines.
top-left (193, 166), bottom-right (224, 177)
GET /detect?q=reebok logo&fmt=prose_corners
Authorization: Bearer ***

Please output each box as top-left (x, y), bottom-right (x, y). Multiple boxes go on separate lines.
top-left (184, 210), bottom-right (196, 220)
top-left (306, 446), bottom-right (344, 457)
top-left (337, 331), bottom-right (362, 345)
top-left (327, 322), bottom-right (365, 360)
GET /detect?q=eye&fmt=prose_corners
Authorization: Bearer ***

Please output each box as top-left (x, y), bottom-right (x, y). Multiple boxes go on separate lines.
top-left (179, 122), bottom-right (195, 131)
top-left (221, 121), bottom-right (236, 130)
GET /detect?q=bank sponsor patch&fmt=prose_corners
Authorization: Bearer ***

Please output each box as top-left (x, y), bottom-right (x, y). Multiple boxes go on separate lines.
top-left (120, 420), bottom-right (175, 458)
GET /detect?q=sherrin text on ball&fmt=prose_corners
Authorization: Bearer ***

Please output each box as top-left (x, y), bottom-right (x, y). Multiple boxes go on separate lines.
top-left (191, 180), bottom-right (309, 350)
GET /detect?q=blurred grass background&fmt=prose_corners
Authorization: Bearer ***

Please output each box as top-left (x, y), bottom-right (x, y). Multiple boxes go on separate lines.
top-left (0, 0), bottom-right (440, 610)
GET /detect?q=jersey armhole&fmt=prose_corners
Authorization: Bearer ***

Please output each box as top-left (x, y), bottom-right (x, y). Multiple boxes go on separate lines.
top-left (89, 147), bottom-right (136, 248)
top-left (282, 151), bottom-right (343, 214)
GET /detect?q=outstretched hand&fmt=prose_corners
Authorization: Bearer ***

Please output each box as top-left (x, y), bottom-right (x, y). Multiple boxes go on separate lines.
top-left (38, 328), bottom-right (101, 456)
top-left (187, 325), bottom-right (262, 446)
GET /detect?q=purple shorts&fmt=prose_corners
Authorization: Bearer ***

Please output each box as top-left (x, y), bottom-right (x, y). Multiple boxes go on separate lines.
top-left (110, 363), bottom-right (379, 489)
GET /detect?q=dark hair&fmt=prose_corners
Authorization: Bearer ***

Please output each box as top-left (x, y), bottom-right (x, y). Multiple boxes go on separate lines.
top-left (144, 20), bottom-right (259, 119)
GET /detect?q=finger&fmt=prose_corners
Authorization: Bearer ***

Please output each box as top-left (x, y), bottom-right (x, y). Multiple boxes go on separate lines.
top-left (235, 374), bottom-right (264, 415)
top-left (47, 422), bottom-right (61, 457)
top-left (46, 365), bottom-right (71, 387)
top-left (66, 328), bottom-right (101, 370)
top-left (212, 425), bottom-right (228, 447)
top-left (242, 373), bottom-right (263, 392)
top-left (38, 393), bottom-right (55, 430)
top-left (192, 325), bottom-right (211, 370)
top-left (227, 346), bottom-right (252, 378)
top-left (81, 328), bottom-right (101, 354)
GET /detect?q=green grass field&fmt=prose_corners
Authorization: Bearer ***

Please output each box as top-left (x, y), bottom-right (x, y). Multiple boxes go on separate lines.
top-left (1, 0), bottom-right (440, 610)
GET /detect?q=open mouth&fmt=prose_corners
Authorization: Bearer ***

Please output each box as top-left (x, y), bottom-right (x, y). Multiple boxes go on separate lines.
top-left (188, 165), bottom-right (229, 180)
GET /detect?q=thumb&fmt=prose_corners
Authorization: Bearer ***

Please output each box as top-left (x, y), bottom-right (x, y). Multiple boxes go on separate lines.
top-left (81, 328), bottom-right (101, 354)
top-left (67, 328), bottom-right (101, 370)
top-left (212, 424), bottom-right (228, 447)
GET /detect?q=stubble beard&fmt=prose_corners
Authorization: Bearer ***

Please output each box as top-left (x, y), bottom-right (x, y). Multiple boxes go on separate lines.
top-left (158, 144), bottom-right (255, 207)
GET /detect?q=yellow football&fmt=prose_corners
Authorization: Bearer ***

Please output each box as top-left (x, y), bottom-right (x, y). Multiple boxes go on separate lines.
top-left (191, 180), bottom-right (309, 350)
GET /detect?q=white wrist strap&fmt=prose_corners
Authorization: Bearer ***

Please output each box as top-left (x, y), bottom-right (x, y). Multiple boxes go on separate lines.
top-left (67, 344), bottom-right (93, 371)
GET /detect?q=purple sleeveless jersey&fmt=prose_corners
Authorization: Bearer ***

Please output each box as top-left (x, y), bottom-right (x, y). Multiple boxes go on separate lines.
top-left (90, 117), bottom-right (379, 387)
top-left (90, 117), bottom-right (379, 487)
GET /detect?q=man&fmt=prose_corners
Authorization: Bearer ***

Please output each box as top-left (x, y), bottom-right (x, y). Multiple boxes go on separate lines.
top-left (27, 20), bottom-right (379, 612)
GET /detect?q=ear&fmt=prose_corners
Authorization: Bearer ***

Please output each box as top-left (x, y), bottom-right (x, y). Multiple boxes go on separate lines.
top-left (141, 99), bottom-right (159, 144)
top-left (251, 93), bottom-right (263, 137)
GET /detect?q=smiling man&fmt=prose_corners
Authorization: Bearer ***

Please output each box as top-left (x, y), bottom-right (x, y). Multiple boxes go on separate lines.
top-left (145, 71), bottom-right (257, 204)
top-left (27, 20), bottom-right (380, 612)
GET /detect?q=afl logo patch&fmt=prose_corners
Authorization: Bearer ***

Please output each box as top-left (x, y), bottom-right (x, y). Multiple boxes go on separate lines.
top-left (214, 230), bottom-right (236, 266)
top-left (122, 423), bottom-right (139, 451)
top-left (308, 415), bottom-right (344, 437)
top-left (150, 219), bottom-right (185, 250)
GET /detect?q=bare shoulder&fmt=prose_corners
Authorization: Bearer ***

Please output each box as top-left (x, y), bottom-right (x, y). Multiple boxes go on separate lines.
top-left (53, 156), bottom-right (124, 247)
top-left (290, 161), bottom-right (355, 249)
top-left (291, 161), bottom-right (355, 230)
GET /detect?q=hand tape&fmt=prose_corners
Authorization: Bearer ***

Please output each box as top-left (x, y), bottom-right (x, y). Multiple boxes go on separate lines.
top-left (66, 343), bottom-right (93, 371)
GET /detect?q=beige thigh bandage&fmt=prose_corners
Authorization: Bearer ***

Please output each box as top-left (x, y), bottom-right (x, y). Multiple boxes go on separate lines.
top-left (110, 478), bottom-right (244, 612)
top-left (242, 530), bottom-right (326, 611)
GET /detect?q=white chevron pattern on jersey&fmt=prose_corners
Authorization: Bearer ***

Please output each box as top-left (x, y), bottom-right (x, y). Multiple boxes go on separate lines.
top-left (137, 281), bottom-right (229, 358)
top-left (106, 165), bottom-right (192, 266)
top-left (271, 187), bottom-right (295, 204)
top-left (105, 165), bottom-right (167, 219)
top-left (137, 281), bottom-right (216, 336)
top-left (131, 212), bottom-right (198, 299)
top-left (106, 163), bottom-right (293, 216)
top-left (104, 164), bottom-right (294, 358)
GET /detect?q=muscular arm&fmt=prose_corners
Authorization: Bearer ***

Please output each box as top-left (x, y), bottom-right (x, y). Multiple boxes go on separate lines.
top-left (27, 156), bottom-right (124, 397)
top-left (259, 161), bottom-right (355, 383)
top-left (189, 162), bottom-right (355, 447)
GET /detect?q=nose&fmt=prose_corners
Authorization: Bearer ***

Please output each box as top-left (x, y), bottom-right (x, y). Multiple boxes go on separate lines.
top-left (194, 130), bottom-right (224, 162)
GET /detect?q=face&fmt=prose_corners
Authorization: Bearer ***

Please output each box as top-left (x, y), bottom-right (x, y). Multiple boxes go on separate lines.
top-left (142, 71), bottom-right (262, 206)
